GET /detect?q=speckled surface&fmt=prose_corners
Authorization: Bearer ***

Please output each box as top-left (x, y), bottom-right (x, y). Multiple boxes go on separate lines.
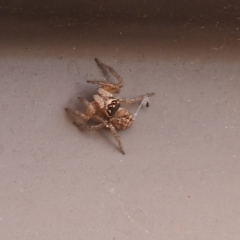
top-left (0, 1), bottom-right (240, 239)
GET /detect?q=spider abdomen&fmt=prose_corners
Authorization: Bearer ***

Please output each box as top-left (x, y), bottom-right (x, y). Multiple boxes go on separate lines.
top-left (111, 107), bottom-right (134, 130)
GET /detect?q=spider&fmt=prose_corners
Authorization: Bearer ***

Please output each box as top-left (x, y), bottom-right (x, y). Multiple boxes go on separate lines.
top-left (65, 58), bottom-right (154, 154)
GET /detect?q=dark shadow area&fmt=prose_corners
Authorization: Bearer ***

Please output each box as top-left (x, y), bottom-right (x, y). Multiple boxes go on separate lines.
top-left (0, 0), bottom-right (239, 59)
top-left (1, 0), bottom-right (240, 23)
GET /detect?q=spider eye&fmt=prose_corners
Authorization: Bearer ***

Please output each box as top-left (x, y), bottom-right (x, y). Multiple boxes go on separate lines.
top-left (106, 99), bottom-right (120, 117)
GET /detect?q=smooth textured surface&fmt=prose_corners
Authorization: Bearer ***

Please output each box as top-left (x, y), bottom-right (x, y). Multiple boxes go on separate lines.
top-left (0, 1), bottom-right (240, 239)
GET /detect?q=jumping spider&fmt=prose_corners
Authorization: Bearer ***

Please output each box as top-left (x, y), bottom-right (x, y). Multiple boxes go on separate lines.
top-left (65, 58), bottom-right (154, 154)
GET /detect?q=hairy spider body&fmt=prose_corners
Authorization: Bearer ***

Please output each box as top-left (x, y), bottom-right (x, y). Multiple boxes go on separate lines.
top-left (110, 107), bottom-right (134, 130)
top-left (65, 58), bottom-right (154, 154)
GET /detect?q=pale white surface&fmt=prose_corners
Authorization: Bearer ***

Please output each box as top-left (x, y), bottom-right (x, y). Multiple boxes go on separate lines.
top-left (0, 11), bottom-right (240, 240)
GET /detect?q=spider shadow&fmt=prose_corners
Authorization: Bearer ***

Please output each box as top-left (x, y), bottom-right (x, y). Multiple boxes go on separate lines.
top-left (65, 82), bottom-right (96, 109)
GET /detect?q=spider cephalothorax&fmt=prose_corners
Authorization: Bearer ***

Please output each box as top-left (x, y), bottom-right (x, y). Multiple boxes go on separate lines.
top-left (65, 58), bottom-right (154, 154)
top-left (105, 98), bottom-right (121, 117)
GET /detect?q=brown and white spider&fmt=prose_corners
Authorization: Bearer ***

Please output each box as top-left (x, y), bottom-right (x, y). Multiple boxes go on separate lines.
top-left (65, 58), bottom-right (154, 154)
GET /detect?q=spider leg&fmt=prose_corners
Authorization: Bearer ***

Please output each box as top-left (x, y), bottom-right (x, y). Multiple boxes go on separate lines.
top-left (73, 121), bottom-right (106, 131)
top-left (65, 108), bottom-right (93, 121)
top-left (78, 97), bottom-right (90, 107)
top-left (107, 124), bottom-right (125, 154)
top-left (66, 106), bottom-right (108, 130)
top-left (94, 58), bottom-right (124, 88)
top-left (118, 92), bottom-right (155, 105)
top-left (87, 114), bottom-right (109, 126)
top-left (87, 80), bottom-right (121, 94)
top-left (86, 80), bottom-right (108, 86)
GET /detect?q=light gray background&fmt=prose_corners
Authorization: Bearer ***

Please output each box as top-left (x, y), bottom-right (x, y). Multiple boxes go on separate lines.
top-left (0, 1), bottom-right (240, 239)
